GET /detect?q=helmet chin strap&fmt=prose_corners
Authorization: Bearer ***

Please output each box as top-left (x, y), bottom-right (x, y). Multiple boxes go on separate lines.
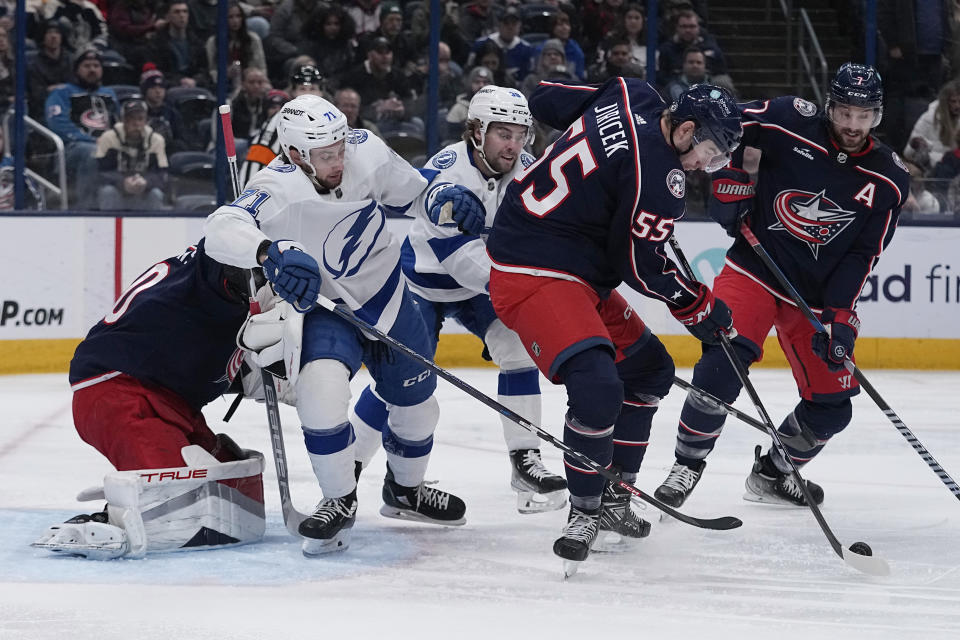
top-left (472, 131), bottom-right (502, 178)
top-left (669, 120), bottom-right (695, 157)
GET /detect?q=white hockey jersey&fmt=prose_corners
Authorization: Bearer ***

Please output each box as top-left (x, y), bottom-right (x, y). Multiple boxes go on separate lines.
top-left (403, 140), bottom-right (535, 302)
top-left (204, 130), bottom-right (428, 332)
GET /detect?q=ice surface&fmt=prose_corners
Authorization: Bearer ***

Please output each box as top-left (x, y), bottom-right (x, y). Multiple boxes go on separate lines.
top-left (1, 369), bottom-right (958, 639)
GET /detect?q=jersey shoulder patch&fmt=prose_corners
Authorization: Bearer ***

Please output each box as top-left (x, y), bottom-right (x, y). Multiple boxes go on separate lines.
top-left (347, 129), bottom-right (369, 144)
top-left (666, 168), bottom-right (685, 199)
top-left (793, 97), bottom-right (818, 117)
top-left (520, 152), bottom-right (534, 168)
top-left (891, 151), bottom-right (908, 173)
top-left (268, 163), bottom-right (297, 173)
top-left (432, 149), bottom-right (457, 169)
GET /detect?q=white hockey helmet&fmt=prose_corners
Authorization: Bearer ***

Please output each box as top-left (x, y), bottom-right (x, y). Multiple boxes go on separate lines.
top-left (277, 94), bottom-right (350, 161)
top-left (467, 85), bottom-right (534, 146)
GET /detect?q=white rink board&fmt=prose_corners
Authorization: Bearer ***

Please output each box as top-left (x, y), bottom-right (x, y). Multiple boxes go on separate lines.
top-left (2, 216), bottom-right (958, 339)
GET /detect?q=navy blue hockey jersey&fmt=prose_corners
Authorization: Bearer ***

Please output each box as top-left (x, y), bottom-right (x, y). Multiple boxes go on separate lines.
top-left (69, 240), bottom-right (251, 411)
top-left (727, 96), bottom-right (910, 311)
top-left (487, 78), bottom-right (703, 310)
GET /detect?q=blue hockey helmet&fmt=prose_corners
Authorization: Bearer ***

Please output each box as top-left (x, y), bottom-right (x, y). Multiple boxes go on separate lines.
top-left (669, 84), bottom-right (742, 171)
top-left (826, 62), bottom-right (883, 127)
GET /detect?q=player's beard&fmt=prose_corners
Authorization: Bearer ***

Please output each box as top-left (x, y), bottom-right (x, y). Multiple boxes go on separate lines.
top-left (488, 153), bottom-right (516, 175)
top-left (834, 126), bottom-right (868, 153)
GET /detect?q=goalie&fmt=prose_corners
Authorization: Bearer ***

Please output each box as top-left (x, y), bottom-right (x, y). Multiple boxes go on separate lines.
top-left (32, 240), bottom-right (290, 560)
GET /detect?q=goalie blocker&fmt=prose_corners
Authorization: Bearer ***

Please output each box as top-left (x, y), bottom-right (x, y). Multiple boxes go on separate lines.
top-left (33, 438), bottom-right (266, 559)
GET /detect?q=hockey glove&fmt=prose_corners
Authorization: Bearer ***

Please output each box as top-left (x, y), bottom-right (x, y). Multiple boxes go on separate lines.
top-left (709, 168), bottom-right (755, 237)
top-left (261, 240), bottom-right (322, 313)
top-left (429, 184), bottom-right (486, 236)
top-left (671, 284), bottom-right (735, 345)
top-left (811, 308), bottom-right (859, 371)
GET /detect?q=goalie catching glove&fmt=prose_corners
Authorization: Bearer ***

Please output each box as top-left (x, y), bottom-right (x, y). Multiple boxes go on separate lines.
top-left (428, 183), bottom-right (487, 236)
top-left (671, 283), bottom-right (735, 345)
top-left (811, 307), bottom-right (859, 371)
top-left (708, 167), bottom-right (754, 237)
top-left (260, 239), bottom-right (321, 312)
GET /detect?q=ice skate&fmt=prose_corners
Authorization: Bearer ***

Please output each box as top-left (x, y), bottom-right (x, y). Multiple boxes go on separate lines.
top-left (553, 505), bottom-right (600, 578)
top-left (743, 445), bottom-right (824, 506)
top-left (509, 449), bottom-right (567, 514)
top-left (380, 465), bottom-right (466, 525)
top-left (654, 460), bottom-right (706, 511)
top-left (299, 491), bottom-right (358, 556)
top-left (594, 476), bottom-right (651, 552)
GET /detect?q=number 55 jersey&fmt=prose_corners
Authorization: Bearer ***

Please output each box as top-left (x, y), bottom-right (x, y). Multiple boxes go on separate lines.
top-left (487, 78), bottom-right (703, 310)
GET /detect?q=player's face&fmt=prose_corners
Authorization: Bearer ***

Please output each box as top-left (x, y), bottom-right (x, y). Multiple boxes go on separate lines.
top-left (681, 137), bottom-right (728, 173)
top-left (309, 141), bottom-right (346, 189)
top-left (483, 123), bottom-right (528, 173)
top-left (828, 104), bottom-right (874, 152)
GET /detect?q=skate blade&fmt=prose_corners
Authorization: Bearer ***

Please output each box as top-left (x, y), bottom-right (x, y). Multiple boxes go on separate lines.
top-left (562, 559), bottom-right (582, 579)
top-left (516, 489), bottom-right (567, 514)
top-left (379, 504), bottom-right (466, 526)
top-left (301, 531), bottom-right (351, 557)
top-left (742, 491), bottom-right (807, 507)
top-left (591, 530), bottom-right (639, 554)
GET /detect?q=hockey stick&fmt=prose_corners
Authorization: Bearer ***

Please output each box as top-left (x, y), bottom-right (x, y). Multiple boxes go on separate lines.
top-left (312, 293), bottom-right (741, 531)
top-left (219, 105), bottom-right (307, 537)
top-left (669, 235), bottom-right (889, 576)
top-left (739, 222), bottom-right (960, 503)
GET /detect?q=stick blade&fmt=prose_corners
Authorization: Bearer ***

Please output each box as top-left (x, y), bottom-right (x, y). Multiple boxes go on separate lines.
top-left (841, 546), bottom-right (891, 576)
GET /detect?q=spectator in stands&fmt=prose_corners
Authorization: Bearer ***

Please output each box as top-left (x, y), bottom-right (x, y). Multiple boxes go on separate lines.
top-left (521, 39), bottom-right (576, 98)
top-left (335, 87), bottom-right (381, 138)
top-left (263, 0), bottom-right (314, 80)
top-left (604, 2), bottom-right (653, 74)
top-left (187, 0), bottom-right (217, 42)
top-left (657, 9), bottom-right (729, 88)
top-left (587, 35), bottom-right (645, 83)
top-left (304, 3), bottom-right (356, 84)
top-left (581, 0), bottom-right (625, 55)
top-left (49, 0), bottom-right (109, 53)
top-left (903, 79), bottom-right (960, 172)
top-left (0, 25), bottom-right (13, 110)
top-left (0, 126), bottom-right (45, 210)
top-left (263, 88), bottom-right (289, 119)
top-left (902, 160), bottom-right (941, 215)
top-left (107, 0), bottom-right (161, 70)
top-left (358, 4), bottom-right (419, 74)
top-left (205, 1), bottom-right (266, 88)
top-left (347, 0), bottom-right (381, 36)
top-left (28, 20), bottom-right (72, 119)
top-left (929, 126), bottom-right (960, 206)
top-left (408, 2), bottom-right (470, 68)
top-left (230, 66), bottom-right (270, 140)
top-left (343, 36), bottom-right (417, 133)
top-left (140, 64), bottom-right (186, 154)
top-left (95, 98), bottom-right (168, 210)
top-left (545, 10), bottom-right (586, 81)
top-left (665, 46), bottom-right (708, 102)
top-left (473, 39), bottom-right (517, 89)
top-left (445, 65), bottom-right (492, 139)
top-left (45, 47), bottom-right (118, 209)
top-left (459, 0), bottom-right (499, 43)
top-left (469, 7), bottom-right (534, 83)
top-left (150, 1), bottom-right (209, 88)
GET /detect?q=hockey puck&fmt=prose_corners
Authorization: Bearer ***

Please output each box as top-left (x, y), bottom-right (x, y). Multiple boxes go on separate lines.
top-left (849, 541), bottom-right (872, 556)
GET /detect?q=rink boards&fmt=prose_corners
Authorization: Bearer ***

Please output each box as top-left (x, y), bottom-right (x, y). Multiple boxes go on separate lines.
top-left (2, 215), bottom-right (958, 373)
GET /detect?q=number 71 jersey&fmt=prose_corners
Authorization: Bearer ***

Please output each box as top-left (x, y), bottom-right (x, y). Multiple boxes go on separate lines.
top-left (488, 77), bottom-right (703, 310)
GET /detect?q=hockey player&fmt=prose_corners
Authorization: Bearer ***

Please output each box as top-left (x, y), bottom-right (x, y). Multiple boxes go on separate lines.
top-left (349, 86), bottom-right (568, 515)
top-left (486, 79), bottom-right (741, 569)
top-left (238, 63), bottom-right (325, 187)
top-left (204, 94), bottom-right (469, 556)
top-left (33, 241), bottom-right (268, 560)
top-left (654, 63), bottom-right (910, 509)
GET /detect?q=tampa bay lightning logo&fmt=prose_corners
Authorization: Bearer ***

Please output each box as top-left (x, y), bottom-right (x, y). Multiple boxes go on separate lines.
top-left (347, 129), bottom-right (368, 144)
top-left (433, 150), bottom-right (457, 169)
top-left (520, 153), bottom-right (534, 168)
top-left (323, 201), bottom-right (385, 278)
top-left (770, 189), bottom-right (856, 258)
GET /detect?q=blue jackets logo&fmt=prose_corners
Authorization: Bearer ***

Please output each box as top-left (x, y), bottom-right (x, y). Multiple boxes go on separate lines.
top-left (323, 201), bottom-right (385, 278)
top-left (769, 189), bottom-right (856, 258)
